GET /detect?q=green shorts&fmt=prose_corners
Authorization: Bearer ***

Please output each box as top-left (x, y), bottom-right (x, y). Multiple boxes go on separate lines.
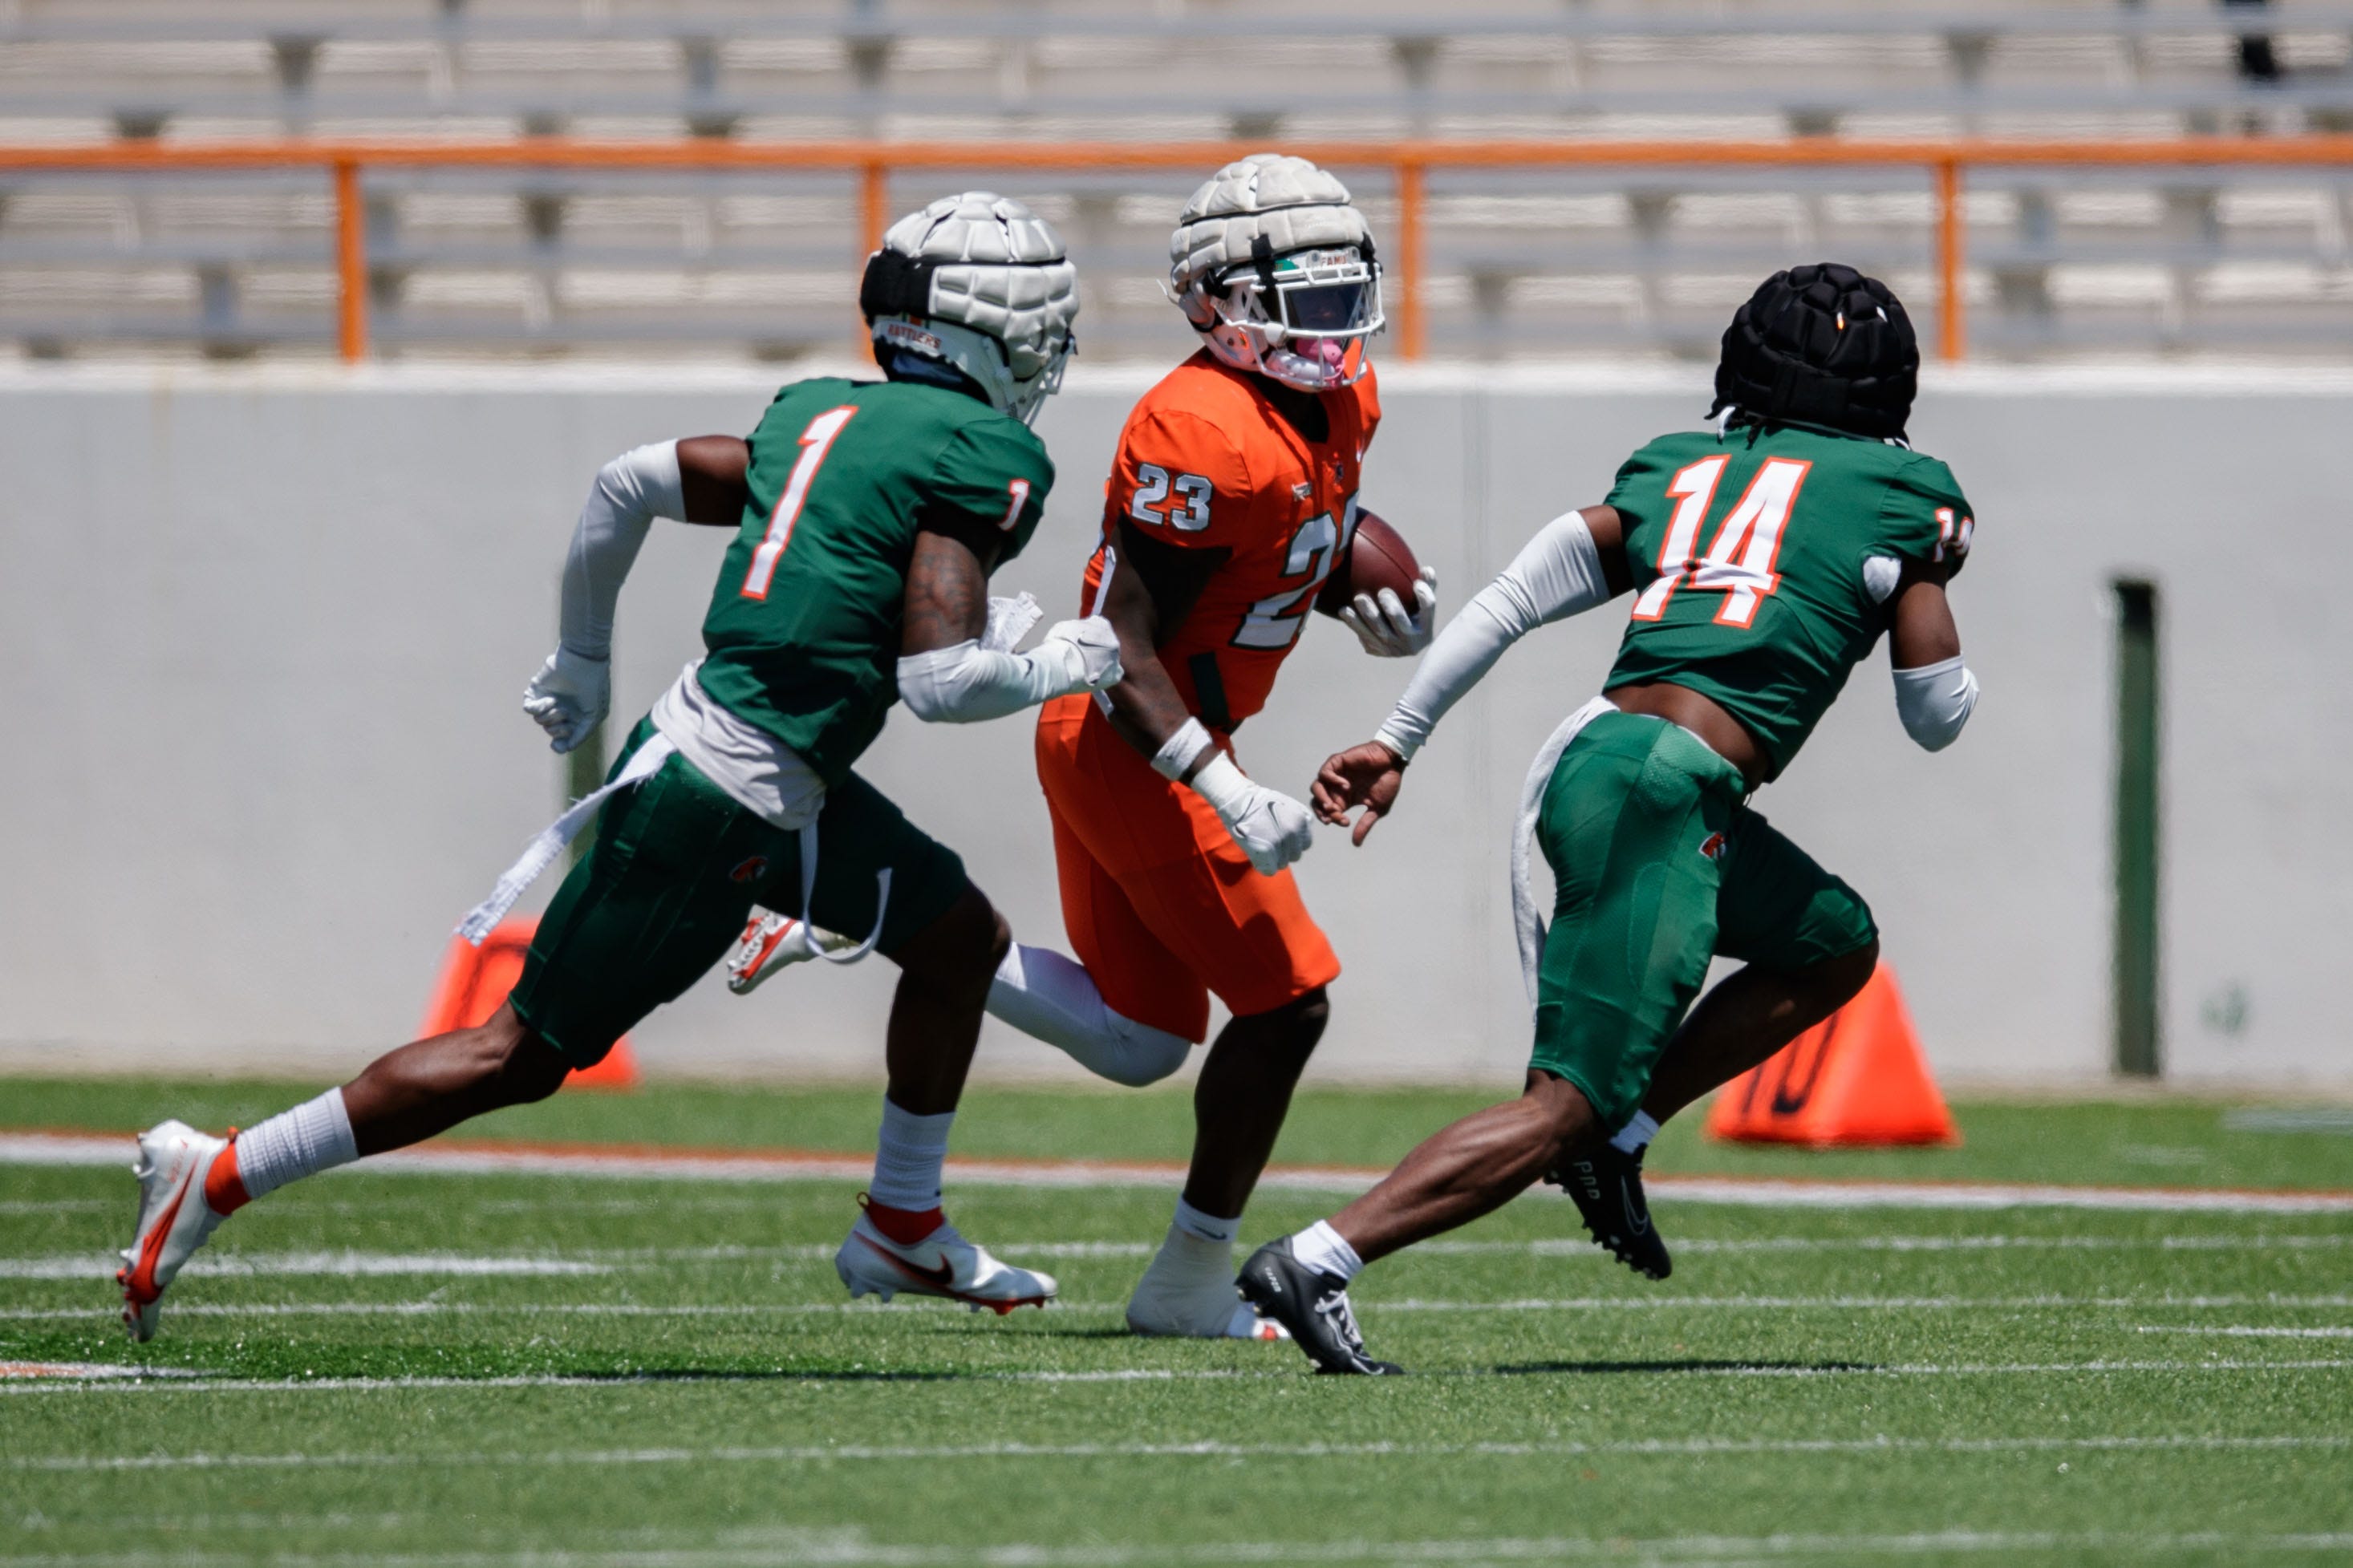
top-left (509, 719), bottom-right (970, 1066)
top-left (1527, 710), bottom-right (1877, 1127)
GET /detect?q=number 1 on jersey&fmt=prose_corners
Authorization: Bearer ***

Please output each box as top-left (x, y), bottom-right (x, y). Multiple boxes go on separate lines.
top-left (741, 405), bottom-right (857, 601)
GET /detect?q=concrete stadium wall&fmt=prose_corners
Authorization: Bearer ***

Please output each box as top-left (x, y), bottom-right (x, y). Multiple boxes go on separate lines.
top-left (2, 361), bottom-right (2346, 1093)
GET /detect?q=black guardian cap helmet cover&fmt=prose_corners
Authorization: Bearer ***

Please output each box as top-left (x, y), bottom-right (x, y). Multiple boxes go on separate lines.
top-left (1710, 262), bottom-right (1917, 440)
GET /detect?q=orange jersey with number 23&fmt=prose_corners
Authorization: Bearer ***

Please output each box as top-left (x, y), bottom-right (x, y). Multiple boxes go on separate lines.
top-left (1077, 350), bottom-right (1381, 731)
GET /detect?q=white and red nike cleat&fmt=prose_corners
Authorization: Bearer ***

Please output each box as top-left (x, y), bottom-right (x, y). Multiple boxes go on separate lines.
top-left (834, 1200), bottom-right (1057, 1315)
top-left (118, 1121), bottom-right (233, 1343)
top-left (724, 908), bottom-right (860, 995)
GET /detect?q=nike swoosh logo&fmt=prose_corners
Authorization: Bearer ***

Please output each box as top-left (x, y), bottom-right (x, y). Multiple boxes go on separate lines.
top-left (858, 1233), bottom-right (955, 1291)
top-left (122, 1164), bottom-right (193, 1302)
top-left (1622, 1177), bottom-right (1651, 1235)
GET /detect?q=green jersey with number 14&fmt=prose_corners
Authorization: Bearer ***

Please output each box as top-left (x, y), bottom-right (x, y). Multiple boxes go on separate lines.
top-left (696, 376), bottom-right (1055, 785)
top-left (1602, 419), bottom-right (1973, 780)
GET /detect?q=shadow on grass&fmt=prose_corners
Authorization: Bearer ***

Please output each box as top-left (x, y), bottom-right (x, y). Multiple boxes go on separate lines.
top-left (1488, 1358), bottom-right (1882, 1377)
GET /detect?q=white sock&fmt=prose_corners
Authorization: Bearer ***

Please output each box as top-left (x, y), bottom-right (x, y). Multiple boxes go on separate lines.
top-left (1288, 1219), bottom-right (1363, 1284)
top-left (1610, 1110), bottom-right (1661, 1156)
top-left (233, 1088), bottom-right (358, 1201)
top-left (1170, 1197), bottom-right (1238, 1247)
top-left (1140, 1213), bottom-right (1235, 1293)
top-left (870, 1097), bottom-right (954, 1211)
top-left (988, 944), bottom-right (1193, 1088)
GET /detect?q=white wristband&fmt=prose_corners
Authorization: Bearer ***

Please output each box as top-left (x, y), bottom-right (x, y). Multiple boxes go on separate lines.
top-left (1152, 716), bottom-right (1216, 781)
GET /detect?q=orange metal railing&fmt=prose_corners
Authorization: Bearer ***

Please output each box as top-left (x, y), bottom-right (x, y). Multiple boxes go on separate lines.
top-left (6, 136), bottom-right (2353, 363)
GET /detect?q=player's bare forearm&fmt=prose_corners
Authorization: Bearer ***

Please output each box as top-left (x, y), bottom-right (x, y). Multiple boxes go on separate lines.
top-left (901, 518), bottom-right (1005, 656)
top-left (676, 436), bottom-right (751, 525)
top-left (1581, 504), bottom-right (1636, 596)
top-left (1888, 566), bottom-right (1962, 669)
top-left (1100, 519), bottom-right (1227, 773)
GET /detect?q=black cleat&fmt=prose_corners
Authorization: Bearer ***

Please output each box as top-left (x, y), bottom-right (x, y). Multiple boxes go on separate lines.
top-left (1549, 1141), bottom-right (1672, 1281)
top-left (1236, 1238), bottom-right (1403, 1376)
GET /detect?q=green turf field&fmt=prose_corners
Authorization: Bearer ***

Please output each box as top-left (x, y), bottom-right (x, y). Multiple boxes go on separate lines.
top-left (4, 1077), bottom-right (2351, 1566)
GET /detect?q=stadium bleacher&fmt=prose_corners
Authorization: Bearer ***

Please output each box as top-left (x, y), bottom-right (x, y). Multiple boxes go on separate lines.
top-left (3, 1), bottom-right (2351, 361)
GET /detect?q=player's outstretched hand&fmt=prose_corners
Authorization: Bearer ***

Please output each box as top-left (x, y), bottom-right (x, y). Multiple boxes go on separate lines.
top-left (1041, 615), bottom-right (1125, 694)
top-left (1313, 741), bottom-right (1407, 845)
top-left (522, 646), bottom-right (611, 755)
top-left (1338, 567), bottom-right (1439, 658)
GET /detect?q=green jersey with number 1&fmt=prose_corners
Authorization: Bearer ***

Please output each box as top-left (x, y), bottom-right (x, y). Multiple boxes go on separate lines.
top-left (696, 376), bottom-right (1055, 785)
top-left (1602, 419), bottom-right (1973, 780)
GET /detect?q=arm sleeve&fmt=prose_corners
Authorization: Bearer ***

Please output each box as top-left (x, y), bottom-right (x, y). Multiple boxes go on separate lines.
top-left (1893, 653), bottom-right (1979, 752)
top-left (558, 440), bottom-right (684, 660)
top-left (896, 638), bottom-right (1086, 724)
top-left (1373, 509), bottom-right (1615, 761)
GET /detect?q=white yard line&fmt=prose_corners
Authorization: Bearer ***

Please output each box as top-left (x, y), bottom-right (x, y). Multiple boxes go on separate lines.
top-left (7, 1357), bottom-right (2352, 1396)
top-left (10, 1432), bottom-right (2344, 1474)
top-left (6, 1528), bottom-right (2353, 1567)
top-left (9, 1289), bottom-right (2351, 1323)
top-left (8, 1234), bottom-right (2348, 1284)
top-left (10, 1131), bottom-right (2353, 1213)
top-left (0, 1252), bottom-right (608, 1281)
top-left (2139, 1326), bottom-right (2353, 1338)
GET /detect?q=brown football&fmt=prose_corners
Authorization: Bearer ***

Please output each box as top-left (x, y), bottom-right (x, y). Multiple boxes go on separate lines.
top-left (1316, 508), bottom-right (1422, 616)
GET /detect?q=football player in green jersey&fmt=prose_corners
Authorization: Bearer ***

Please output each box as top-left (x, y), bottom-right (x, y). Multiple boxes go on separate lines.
top-left (116, 194), bottom-right (1123, 1343)
top-left (1241, 265), bottom-right (1981, 1373)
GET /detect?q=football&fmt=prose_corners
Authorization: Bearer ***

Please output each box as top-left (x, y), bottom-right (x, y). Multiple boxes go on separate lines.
top-left (1316, 508), bottom-right (1422, 614)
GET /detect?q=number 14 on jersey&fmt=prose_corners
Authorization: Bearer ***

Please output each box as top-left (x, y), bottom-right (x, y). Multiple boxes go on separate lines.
top-left (1630, 455), bottom-right (1812, 630)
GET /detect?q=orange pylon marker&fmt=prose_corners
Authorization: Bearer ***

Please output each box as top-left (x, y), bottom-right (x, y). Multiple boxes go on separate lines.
top-left (419, 918), bottom-right (639, 1090)
top-left (1705, 962), bottom-right (1957, 1147)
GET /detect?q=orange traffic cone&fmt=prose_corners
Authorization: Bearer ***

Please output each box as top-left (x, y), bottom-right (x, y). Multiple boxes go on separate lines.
top-left (1704, 962), bottom-right (1956, 1146)
top-left (419, 919), bottom-right (639, 1091)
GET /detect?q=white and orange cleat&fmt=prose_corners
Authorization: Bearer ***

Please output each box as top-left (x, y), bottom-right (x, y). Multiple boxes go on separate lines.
top-left (834, 1197), bottom-right (1057, 1315)
top-left (724, 909), bottom-right (860, 995)
top-left (118, 1121), bottom-right (234, 1343)
top-left (1126, 1234), bottom-right (1292, 1342)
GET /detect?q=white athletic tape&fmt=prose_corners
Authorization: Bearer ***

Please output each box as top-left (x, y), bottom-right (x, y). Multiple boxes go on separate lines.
top-left (457, 734), bottom-right (675, 943)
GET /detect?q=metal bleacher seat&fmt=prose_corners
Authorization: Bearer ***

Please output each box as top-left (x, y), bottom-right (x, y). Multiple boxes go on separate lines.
top-left (3, 2), bottom-right (2353, 360)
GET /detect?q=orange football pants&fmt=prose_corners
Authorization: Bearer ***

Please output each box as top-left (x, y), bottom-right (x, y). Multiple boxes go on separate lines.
top-left (1033, 694), bottom-right (1341, 1043)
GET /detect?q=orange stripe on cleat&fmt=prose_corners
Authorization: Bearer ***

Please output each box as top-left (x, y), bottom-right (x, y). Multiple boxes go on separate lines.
top-left (121, 1169), bottom-right (191, 1305)
top-left (201, 1134), bottom-right (249, 1216)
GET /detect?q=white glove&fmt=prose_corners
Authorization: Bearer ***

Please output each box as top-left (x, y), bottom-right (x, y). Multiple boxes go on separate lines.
top-left (1337, 566), bottom-right (1440, 658)
top-left (1038, 615), bottom-right (1124, 695)
top-left (522, 646), bottom-right (610, 754)
top-left (1188, 752), bottom-right (1315, 875)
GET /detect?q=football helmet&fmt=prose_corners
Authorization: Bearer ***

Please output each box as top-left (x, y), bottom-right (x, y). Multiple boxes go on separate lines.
top-left (860, 192), bottom-right (1080, 427)
top-left (1168, 153), bottom-right (1382, 393)
top-left (1710, 262), bottom-right (1917, 440)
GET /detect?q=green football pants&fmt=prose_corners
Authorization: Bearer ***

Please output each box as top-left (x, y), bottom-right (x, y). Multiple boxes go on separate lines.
top-left (1527, 710), bottom-right (1878, 1128)
top-left (509, 719), bottom-right (970, 1066)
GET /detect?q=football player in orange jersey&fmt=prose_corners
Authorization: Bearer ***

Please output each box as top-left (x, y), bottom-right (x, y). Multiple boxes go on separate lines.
top-left (981, 155), bottom-right (1440, 1339)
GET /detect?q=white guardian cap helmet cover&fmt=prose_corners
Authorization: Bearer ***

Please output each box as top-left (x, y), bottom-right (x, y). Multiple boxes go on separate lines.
top-left (861, 192), bottom-right (1080, 427)
top-left (1168, 153), bottom-right (1382, 392)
